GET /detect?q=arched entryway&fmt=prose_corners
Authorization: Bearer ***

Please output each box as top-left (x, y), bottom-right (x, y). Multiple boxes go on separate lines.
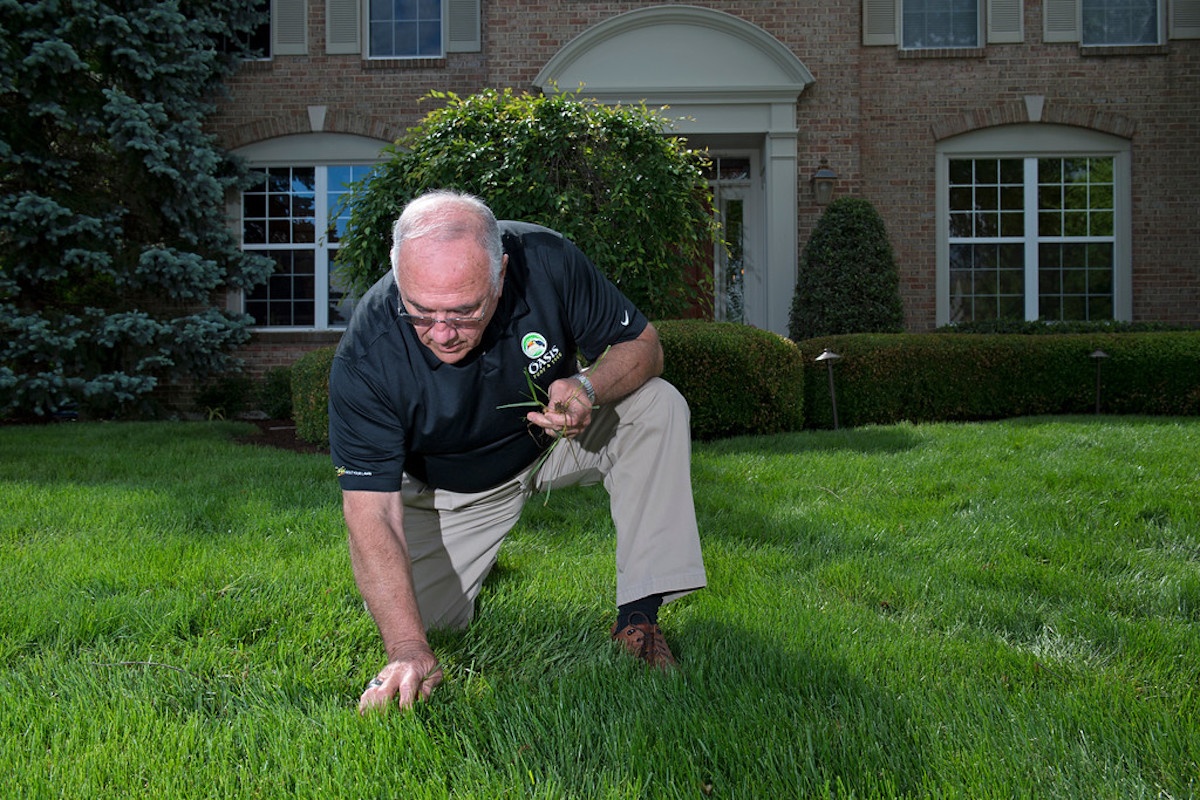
top-left (535, 5), bottom-right (814, 333)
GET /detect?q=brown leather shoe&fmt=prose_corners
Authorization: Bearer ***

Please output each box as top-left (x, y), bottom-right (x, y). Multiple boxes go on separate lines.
top-left (610, 613), bottom-right (677, 670)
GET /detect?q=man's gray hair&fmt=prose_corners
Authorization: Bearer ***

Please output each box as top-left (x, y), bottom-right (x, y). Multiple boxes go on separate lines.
top-left (390, 190), bottom-right (504, 289)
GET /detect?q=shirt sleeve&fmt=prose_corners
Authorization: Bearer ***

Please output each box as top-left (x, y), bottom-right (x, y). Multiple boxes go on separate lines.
top-left (328, 355), bottom-right (406, 493)
top-left (554, 235), bottom-right (649, 363)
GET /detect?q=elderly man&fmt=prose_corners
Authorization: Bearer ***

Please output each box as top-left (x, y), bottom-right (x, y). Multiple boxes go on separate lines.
top-left (328, 189), bottom-right (706, 712)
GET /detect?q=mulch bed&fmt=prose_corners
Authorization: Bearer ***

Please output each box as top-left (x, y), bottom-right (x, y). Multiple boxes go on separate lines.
top-left (235, 418), bottom-right (327, 455)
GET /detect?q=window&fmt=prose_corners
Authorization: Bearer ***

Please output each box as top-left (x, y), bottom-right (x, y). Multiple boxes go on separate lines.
top-left (903, 0), bottom-right (980, 48)
top-left (221, 0), bottom-right (271, 59)
top-left (947, 157), bottom-right (1115, 322)
top-left (1082, 0), bottom-right (1159, 44)
top-left (864, 0), bottom-right (1024, 46)
top-left (369, 0), bottom-right (442, 58)
top-left (1044, 0), bottom-right (1200, 43)
top-left (937, 125), bottom-right (1132, 326)
top-left (322, 0), bottom-right (481, 56)
top-left (241, 165), bottom-right (374, 329)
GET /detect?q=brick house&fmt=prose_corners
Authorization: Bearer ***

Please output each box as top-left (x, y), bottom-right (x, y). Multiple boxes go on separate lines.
top-left (207, 0), bottom-right (1200, 381)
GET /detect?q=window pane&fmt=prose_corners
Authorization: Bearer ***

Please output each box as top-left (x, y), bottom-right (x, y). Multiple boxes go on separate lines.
top-left (998, 296), bottom-right (1024, 319)
top-left (1082, 0), bottom-right (1158, 45)
top-left (371, 0), bottom-right (443, 57)
top-left (999, 211), bottom-right (1023, 237)
top-left (949, 212), bottom-right (972, 238)
top-left (1089, 296), bottom-right (1113, 318)
top-left (903, 0), bottom-right (979, 48)
top-left (976, 159), bottom-right (998, 184)
top-left (949, 159), bottom-right (973, 185)
top-left (243, 220), bottom-right (266, 244)
top-left (998, 243), bottom-right (1024, 268)
top-left (949, 186), bottom-right (972, 211)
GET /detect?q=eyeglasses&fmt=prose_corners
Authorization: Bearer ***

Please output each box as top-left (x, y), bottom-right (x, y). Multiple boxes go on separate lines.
top-left (398, 295), bottom-right (491, 331)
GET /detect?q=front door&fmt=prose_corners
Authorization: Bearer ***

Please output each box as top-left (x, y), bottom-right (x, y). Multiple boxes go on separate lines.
top-left (705, 152), bottom-right (763, 326)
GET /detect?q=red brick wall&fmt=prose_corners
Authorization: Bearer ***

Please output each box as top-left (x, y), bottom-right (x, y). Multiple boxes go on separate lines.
top-left (210, 0), bottom-right (1200, 349)
top-left (238, 331), bottom-right (343, 382)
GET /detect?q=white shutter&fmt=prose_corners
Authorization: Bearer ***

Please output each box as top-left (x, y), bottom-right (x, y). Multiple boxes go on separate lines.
top-left (987, 0), bottom-right (1024, 42)
top-left (326, 0), bottom-right (360, 54)
top-left (447, 0), bottom-right (481, 52)
top-left (1043, 0), bottom-right (1080, 42)
top-left (1171, 0), bottom-right (1200, 38)
top-left (863, 0), bottom-right (898, 46)
top-left (273, 0), bottom-right (307, 55)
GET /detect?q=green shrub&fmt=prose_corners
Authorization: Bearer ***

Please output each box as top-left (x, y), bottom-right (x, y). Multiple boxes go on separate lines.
top-left (796, 332), bottom-right (1200, 428)
top-left (788, 197), bottom-right (905, 341)
top-left (291, 347), bottom-right (336, 447)
top-left (257, 366), bottom-right (293, 420)
top-left (657, 320), bottom-right (804, 440)
top-left (337, 88), bottom-right (718, 321)
top-left (194, 374), bottom-right (255, 420)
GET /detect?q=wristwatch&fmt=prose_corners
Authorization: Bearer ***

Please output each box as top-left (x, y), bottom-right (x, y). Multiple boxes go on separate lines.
top-left (574, 372), bottom-right (596, 405)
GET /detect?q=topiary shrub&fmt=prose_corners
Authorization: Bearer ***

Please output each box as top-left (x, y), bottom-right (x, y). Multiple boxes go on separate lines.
top-left (291, 347), bottom-right (336, 447)
top-left (656, 320), bottom-right (804, 440)
top-left (788, 197), bottom-right (905, 341)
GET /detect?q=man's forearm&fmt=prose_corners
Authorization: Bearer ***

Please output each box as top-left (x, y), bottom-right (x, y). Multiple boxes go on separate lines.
top-left (343, 491), bottom-right (428, 657)
top-left (584, 323), bottom-right (663, 405)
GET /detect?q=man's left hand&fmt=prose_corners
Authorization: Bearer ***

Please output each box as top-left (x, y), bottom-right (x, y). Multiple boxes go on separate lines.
top-left (527, 376), bottom-right (593, 439)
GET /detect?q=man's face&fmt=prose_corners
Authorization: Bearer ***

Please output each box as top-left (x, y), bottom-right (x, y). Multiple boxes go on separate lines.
top-left (394, 235), bottom-right (505, 365)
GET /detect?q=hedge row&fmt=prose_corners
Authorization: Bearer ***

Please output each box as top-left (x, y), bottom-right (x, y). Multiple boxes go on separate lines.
top-left (797, 332), bottom-right (1200, 428)
top-left (289, 321), bottom-right (806, 448)
top-left (655, 320), bottom-right (805, 439)
top-left (290, 329), bottom-right (1200, 446)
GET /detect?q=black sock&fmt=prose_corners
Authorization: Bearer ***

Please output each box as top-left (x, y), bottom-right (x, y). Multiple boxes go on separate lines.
top-left (616, 594), bottom-right (663, 629)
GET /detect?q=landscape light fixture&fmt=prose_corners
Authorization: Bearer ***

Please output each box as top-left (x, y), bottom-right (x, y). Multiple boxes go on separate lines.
top-left (815, 348), bottom-right (843, 429)
top-left (812, 162), bottom-right (838, 206)
top-left (1090, 349), bottom-right (1109, 414)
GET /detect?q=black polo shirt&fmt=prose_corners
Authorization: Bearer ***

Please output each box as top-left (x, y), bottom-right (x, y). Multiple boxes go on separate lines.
top-left (329, 222), bottom-right (648, 493)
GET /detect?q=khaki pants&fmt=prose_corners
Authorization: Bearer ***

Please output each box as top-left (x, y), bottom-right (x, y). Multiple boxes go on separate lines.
top-left (399, 377), bottom-right (707, 629)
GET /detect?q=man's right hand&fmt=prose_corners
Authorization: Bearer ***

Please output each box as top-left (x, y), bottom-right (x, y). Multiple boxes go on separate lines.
top-left (358, 640), bottom-right (444, 713)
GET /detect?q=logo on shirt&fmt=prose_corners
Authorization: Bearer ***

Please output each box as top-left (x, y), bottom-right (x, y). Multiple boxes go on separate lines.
top-left (522, 330), bottom-right (563, 378)
top-left (521, 332), bottom-right (548, 359)
top-left (335, 466), bottom-right (373, 478)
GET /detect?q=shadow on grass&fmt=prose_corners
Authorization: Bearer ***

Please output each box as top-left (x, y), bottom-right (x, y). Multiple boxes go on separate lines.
top-left (412, 588), bottom-right (927, 798)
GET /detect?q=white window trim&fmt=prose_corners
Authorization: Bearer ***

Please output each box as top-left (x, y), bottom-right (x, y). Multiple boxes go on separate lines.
top-left (935, 124), bottom-right (1133, 326)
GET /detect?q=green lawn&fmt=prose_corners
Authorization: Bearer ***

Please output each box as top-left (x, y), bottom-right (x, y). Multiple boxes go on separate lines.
top-left (1, 418), bottom-right (1197, 798)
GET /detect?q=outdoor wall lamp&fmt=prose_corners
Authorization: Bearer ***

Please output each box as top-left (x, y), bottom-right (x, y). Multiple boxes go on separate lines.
top-left (1090, 349), bottom-right (1109, 414)
top-left (815, 348), bottom-right (842, 429)
top-left (811, 162), bottom-right (838, 206)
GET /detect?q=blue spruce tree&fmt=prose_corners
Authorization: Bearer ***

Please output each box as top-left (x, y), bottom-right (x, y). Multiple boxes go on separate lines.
top-left (0, 0), bottom-right (272, 418)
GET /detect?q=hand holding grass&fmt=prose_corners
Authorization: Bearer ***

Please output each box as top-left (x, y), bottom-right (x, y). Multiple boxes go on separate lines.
top-left (526, 376), bottom-right (595, 439)
top-left (358, 641), bottom-right (443, 714)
